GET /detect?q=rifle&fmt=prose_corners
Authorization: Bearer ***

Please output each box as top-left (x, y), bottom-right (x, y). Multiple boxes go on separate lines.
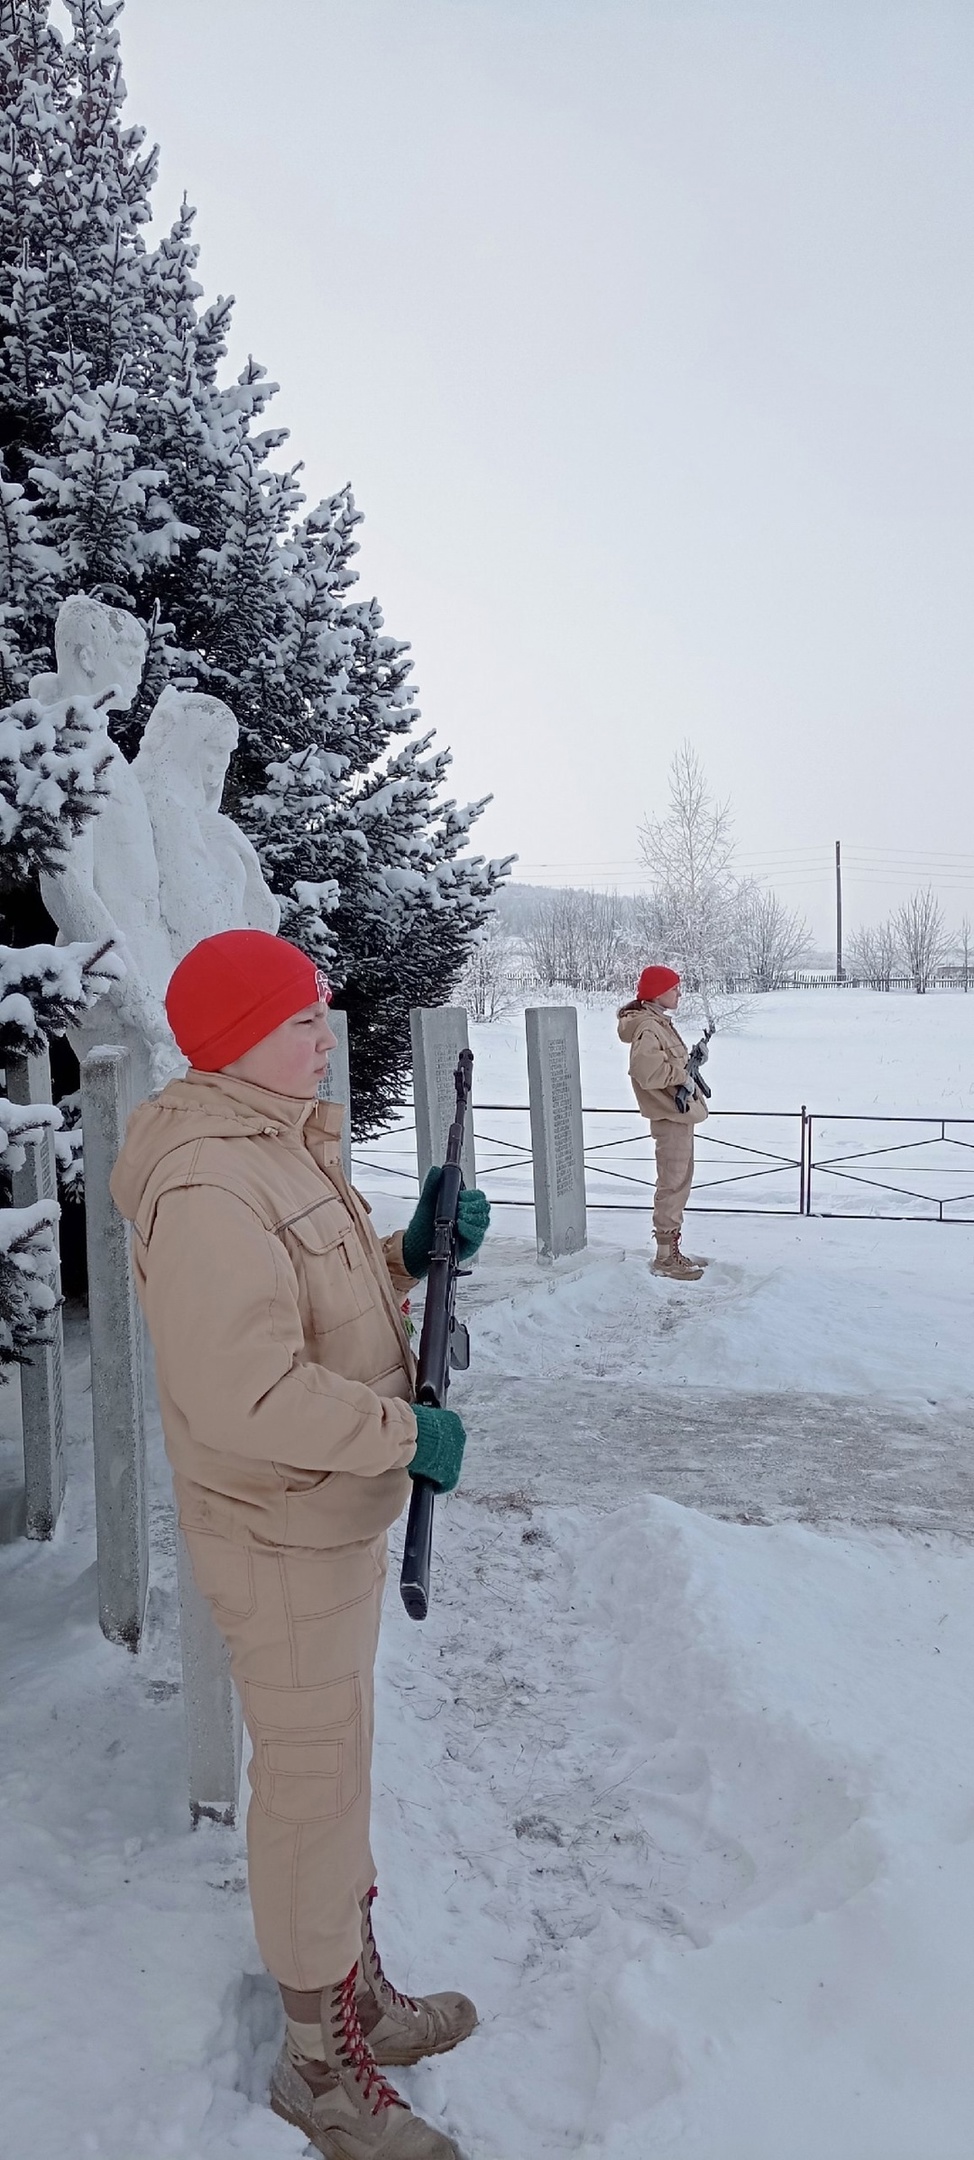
top-left (674, 1019), bottom-right (715, 1114)
top-left (399, 1048), bottom-right (473, 1622)
top-left (687, 1018), bottom-right (714, 1100)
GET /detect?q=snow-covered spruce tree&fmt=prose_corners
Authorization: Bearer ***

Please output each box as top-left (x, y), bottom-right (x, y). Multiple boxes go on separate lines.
top-left (242, 501), bottom-right (500, 1123)
top-left (0, 0), bottom-right (505, 1130)
top-left (0, 681), bottom-right (119, 1363)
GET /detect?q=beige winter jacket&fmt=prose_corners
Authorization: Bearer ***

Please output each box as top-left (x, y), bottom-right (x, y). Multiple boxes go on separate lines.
top-left (110, 1070), bottom-right (418, 1552)
top-left (617, 1003), bottom-right (709, 1126)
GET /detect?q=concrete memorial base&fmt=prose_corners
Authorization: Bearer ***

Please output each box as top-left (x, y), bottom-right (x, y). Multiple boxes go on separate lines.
top-left (177, 1530), bottom-right (243, 1826)
top-left (5, 1046), bottom-right (66, 1538)
top-left (81, 1044), bottom-right (148, 1648)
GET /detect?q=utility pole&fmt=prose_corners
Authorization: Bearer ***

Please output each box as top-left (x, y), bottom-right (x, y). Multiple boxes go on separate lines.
top-left (835, 839), bottom-right (844, 984)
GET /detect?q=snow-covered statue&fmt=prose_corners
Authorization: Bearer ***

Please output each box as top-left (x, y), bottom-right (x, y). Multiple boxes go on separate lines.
top-left (34, 596), bottom-right (282, 1094)
top-left (132, 686), bottom-right (279, 961)
top-left (33, 596), bottom-right (180, 1089)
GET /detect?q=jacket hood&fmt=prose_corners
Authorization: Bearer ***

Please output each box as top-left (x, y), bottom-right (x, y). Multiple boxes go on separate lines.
top-left (617, 1002), bottom-right (674, 1044)
top-left (110, 1069), bottom-right (343, 1225)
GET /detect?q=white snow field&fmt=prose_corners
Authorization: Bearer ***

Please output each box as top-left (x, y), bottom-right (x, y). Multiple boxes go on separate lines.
top-left (3, 990), bottom-right (974, 2159)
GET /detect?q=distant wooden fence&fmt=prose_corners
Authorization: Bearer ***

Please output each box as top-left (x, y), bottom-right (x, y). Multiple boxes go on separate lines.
top-left (493, 968), bottom-right (973, 996)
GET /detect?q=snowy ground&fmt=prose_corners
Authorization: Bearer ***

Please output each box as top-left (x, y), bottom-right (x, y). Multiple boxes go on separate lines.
top-left (4, 990), bottom-right (974, 2159)
top-left (358, 986), bottom-right (974, 1221)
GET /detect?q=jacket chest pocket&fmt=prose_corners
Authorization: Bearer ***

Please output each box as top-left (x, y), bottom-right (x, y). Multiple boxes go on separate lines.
top-left (284, 1204), bottom-right (376, 1339)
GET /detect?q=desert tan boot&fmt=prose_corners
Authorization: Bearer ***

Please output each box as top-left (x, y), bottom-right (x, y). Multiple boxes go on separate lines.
top-left (269, 1965), bottom-right (463, 2158)
top-left (356, 1888), bottom-right (478, 2068)
top-left (652, 1233), bottom-right (704, 1281)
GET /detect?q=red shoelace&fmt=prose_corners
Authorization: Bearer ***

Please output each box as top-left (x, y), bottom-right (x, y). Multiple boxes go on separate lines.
top-left (332, 1965), bottom-right (402, 2116)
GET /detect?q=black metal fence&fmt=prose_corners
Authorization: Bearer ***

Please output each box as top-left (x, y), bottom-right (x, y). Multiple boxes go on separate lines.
top-left (355, 1105), bottom-right (974, 1224)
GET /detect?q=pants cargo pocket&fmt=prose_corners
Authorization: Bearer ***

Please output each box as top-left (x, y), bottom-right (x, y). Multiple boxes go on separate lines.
top-left (245, 1673), bottom-right (362, 1822)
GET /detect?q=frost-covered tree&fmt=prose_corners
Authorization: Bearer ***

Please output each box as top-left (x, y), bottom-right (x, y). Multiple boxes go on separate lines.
top-left (848, 917), bottom-right (898, 991)
top-left (637, 746), bottom-right (740, 995)
top-left (895, 887), bottom-right (950, 995)
top-left (736, 882), bottom-right (810, 991)
top-left (0, 680), bottom-right (119, 1363)
top-left (0, 0), bottom-right (505, 1130)
top-left (524, 888), bottom-right (635, 993)
top-left (453, 915), bottom-right (518, 1022)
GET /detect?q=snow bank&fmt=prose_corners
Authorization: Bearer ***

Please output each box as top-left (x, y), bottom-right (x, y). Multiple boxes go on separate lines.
top-left (4, 1334), bottom-right (974, 2158)
top-left (457, 1218), bottom-right (974, 1403)
top-left (6, 988), bottom-right (974, 2156)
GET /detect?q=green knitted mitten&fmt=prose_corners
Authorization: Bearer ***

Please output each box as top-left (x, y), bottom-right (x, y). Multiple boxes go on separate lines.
top-left (408, 1405), bottom-right (467, 1493)
top-left (402, 1169), bottom-right (491, 1277)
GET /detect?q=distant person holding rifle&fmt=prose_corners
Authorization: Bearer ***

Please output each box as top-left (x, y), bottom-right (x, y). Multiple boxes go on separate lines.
top-left (110, 929), bottom-right (489, 2160)
top-left (617, 964), bottom-right (712, 1280)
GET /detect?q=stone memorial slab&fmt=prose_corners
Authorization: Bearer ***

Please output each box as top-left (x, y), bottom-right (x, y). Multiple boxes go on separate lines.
top-left (317, 1007), bottom-right (352, 1180)
top-left (526, 1006), bottom-right (587, 1261)
top-left (176, 1529), bottom-right (243, 1825)
top-left (0, 1477), bottom-right (26, 1545)
top-left (410, 1007), bottom-right (476, 1191)
top-left (5, 1047), bottom-right (65, 1537)
top-left (81, 1044), bottom-right (148, 1649)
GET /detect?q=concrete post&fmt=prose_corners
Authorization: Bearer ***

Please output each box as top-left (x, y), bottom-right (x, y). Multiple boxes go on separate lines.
top-left (176, 1530), bottom-right (243, 1825)
top-left (526, 1007), bottom-right (587, 1261)
top-left (317, 1007), bottom-right (352, 1180)
top-left (5, 1046), bottom-right (66, 1537)
top-left (81, 1045), bottom-right (148, 1649)
top-left (409, 1007), bottom-right (476, 1191)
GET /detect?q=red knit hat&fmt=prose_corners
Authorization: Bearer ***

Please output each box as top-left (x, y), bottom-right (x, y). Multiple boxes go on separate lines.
top-left (165, 931), bottom-right (329, 1072)
top-left (636, 965), bottom-right (680, 1003)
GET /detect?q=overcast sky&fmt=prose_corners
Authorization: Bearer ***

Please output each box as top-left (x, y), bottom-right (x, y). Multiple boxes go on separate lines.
top-left (111, 0), bottom-right (974, 944)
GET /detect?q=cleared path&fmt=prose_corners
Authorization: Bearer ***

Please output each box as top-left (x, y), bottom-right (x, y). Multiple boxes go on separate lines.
top-left (456, 1379), bottom-right (974, 1538)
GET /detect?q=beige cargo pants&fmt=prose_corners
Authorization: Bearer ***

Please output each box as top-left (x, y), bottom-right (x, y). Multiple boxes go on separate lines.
top-left (184, 1528), bottom-right (387, 1990)
top-left (649, 1116), bottom-right (696, 1237)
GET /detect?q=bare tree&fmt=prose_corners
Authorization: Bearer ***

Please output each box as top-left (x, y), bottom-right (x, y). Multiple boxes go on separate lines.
top-left (525, 889), bottom-right (634, 991)
top-left (848, 918), bottom-right (899, 990)
top-left (575, 890), bottom-right (635, 990)
top-left (957, 914), bottom-right (973, 991)
top-left (454, 916), bottom-right (517, 1021)
top-left (736, 883), bottom-right (810, 990)
top-left (895, 887), bottom-right (950, 994)
top-left (525, 892), bottom-right (586, 988)
top-left (638, 745), bottom-right (739, 996)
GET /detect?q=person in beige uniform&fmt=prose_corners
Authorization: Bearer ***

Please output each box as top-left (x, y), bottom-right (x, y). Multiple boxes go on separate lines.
top-left (110, 929), bottom-right (490, 2160)
top-left (617, 964), bottom-right (709, 1281)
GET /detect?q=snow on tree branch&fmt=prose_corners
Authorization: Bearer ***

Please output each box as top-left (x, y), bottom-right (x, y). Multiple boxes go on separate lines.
top-left (0, 690), bottom-right (113, 881)
top-left (0, 937), bottom-right (123, 1058)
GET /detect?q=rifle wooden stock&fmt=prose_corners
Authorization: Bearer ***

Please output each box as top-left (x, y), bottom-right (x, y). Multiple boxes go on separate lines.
top-left (400, 1478), bottom-right (435, 1622)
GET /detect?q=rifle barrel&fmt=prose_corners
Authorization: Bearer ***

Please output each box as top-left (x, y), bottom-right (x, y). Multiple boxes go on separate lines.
top-left (399, 1050), bottom-right (473, 1621)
